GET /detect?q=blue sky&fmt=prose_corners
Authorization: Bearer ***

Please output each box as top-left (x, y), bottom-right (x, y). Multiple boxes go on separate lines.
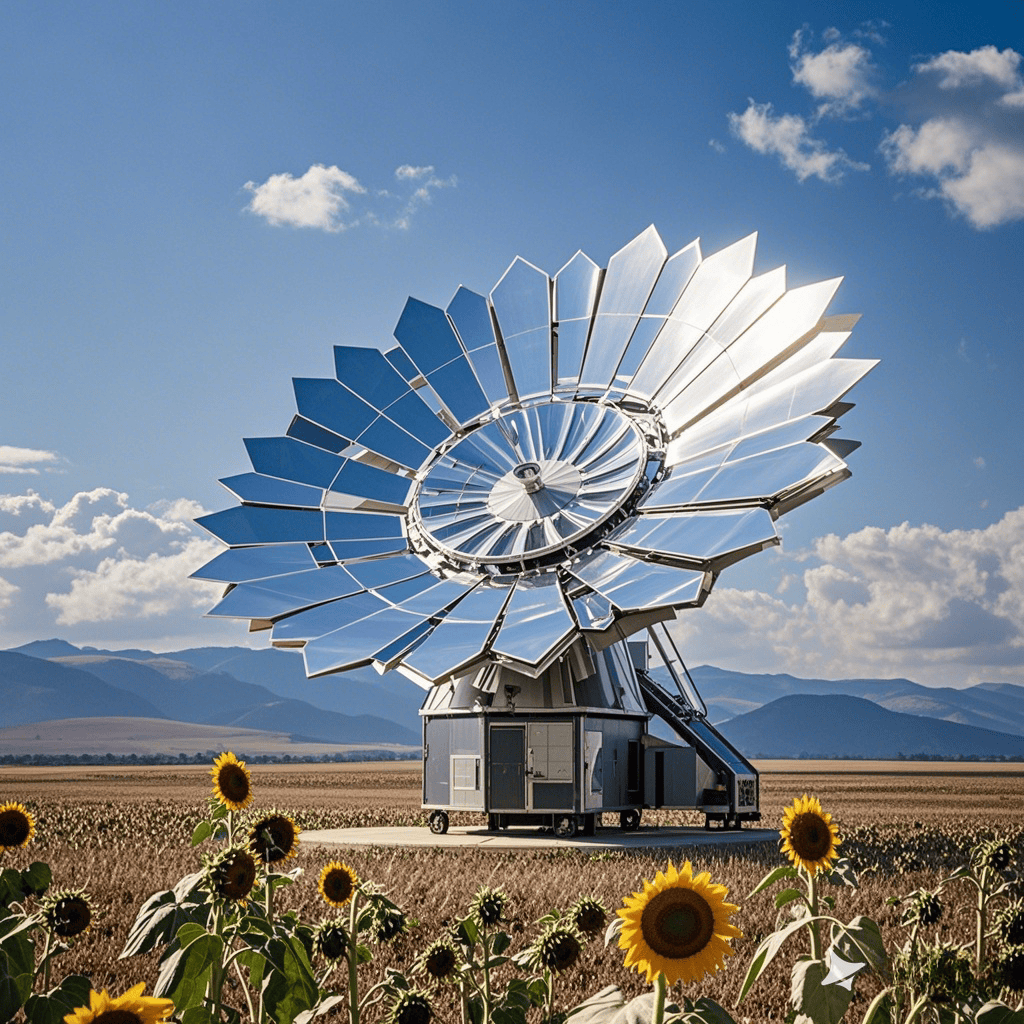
top-left (1, 1), bottom-right (1022, 688)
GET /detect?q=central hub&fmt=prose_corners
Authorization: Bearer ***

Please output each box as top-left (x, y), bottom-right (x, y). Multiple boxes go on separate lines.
top-left (513, 462), bottom-right (543, 493)
top-left (412, 400), bottom-right (648, 567)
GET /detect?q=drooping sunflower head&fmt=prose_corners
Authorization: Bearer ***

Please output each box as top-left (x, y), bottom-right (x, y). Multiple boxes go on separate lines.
top-left (389, 989), bottom-right (432, 1024)
top-left (996, 901), bottom-right (1024, 946)
top-left (1000, 945), bottom-right (1024, 993)
top-left (374, 906), bottom-right (407, 943)
top-left (205, 846), bottom-right (259, 904)
top-left (780, 795), bottom-right (841, 876)
top-left (536, 923), bottom-right (583, 973)
top-left (470, 887), bottom-right (508, 927)
top-left (418, 937), bottom-right (459, 981)
top-left (318, 861), bottom-right (359, 908)
top-left (0, 802), bottom-right (35, 852)
top-left (210, 751), bottom-right (252, 811)
top-left (313, 918), bottom-right (349, 961)
top-left (62, 982), bottom-right (175, 1024)
top-left (570, 895), bottom-right (607, 937)
top-left (976, 838), bottom-right (1014, 873)
top-left (912, 890), bottom-right (943, 927)
top-left (247, 811), bottom-right (300, 865)
top-left (617, 859), bottom-right (742, 987)
top-left (42, 888), bottom-right (92, 938)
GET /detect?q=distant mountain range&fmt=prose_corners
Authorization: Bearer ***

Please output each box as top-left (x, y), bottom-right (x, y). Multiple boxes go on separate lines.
top-left (3, 639), bottom-right (1023, 759)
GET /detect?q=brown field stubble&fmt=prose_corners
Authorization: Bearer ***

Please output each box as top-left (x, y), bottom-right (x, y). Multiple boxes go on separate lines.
top-left (2, 761), bottom-right (1023, 1021)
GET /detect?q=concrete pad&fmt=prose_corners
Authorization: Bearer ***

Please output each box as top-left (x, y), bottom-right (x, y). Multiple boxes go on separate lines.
top-left (301, 824), bottom-right (779, 852)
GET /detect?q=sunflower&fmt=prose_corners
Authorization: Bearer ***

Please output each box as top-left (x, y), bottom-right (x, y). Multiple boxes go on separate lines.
top-left (388, 989), bottom-right (432, 1024)
top-left (313, 918), bottom-right (349, 961)
top-left (418, 937), bottom-right (459, 980)
top-left (617, 860), bottom-right (741, 986)
top-left (570, 895), bottom-right (607, 937)
top-left (43, 889), bottom-right (92, 938)
top-left (210, 751), bottom-right (252, 811)
top-left (319, 861), bottom-right (359, 908)
top-left (780, 795), bottom-right (841, 876)
top-left (248, 811), bottom-right (300, 864)
top-left (205, 846), bottom-right (259, 903)
top-left (470, 887), bottom-right (507, 927)
top-left (62, 982), bottom-right (174, 1023)
top-left (536, 923), bottom-right (583, 973)
top-left (0, 802), bottom-right (35, 851)
top-left (374, 906), bottom-right (407, 942)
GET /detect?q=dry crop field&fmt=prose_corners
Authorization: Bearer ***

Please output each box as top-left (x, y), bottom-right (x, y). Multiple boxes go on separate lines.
top-left (3, 760), bottom-right (1023, 1021)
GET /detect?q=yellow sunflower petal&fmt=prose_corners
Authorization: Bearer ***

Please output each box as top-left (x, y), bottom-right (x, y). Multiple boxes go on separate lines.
top-left (616, 858), bottom-right (742, 987)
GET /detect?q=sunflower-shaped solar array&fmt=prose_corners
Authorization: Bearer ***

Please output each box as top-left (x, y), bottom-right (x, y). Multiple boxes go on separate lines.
top-left (194, 226), bottom-right (875, 687)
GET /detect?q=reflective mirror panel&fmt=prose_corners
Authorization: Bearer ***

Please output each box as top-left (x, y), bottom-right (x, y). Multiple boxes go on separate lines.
top-left (491, 257), bottom-right (550, 340)
top-left (333, 345), bottom-right (411, 411)
top-left (665, 413), bottom-right (829, 471)
top-left (304, 606), bottom-right (431, 676)
top-left (502, 326), bottom-right (552, 399)
top-left (325, 511), bottom-right (405, 541)
top-left (554, 251), bottom-right (600, 322)
top-left (643, 240), bottom-right (701, 316)
top-left (190, 543), bottom-right (318, 583)
top-left (490, 574), bottom-right (575, 666)
top-left (357, 415), bottom-right (431, 470)
top-left (606, 508), bottom-right (777, 567)
top-left (287, 416), bottom-right (348, 454)
top-left (463, 343), bottom-right (508, 407)
top-left (327, 461), bottom-right (412, 508)
top-left (555, 318), bottom-right (591, 386)
top-left (271, 591), bottom-right (389, 643)
top-left (220, 473), bottom-right (323, 509)
top-left (208, 564), bottom-right (362, 620)
top-left (196, 505), bottom-right (325, 546)
top-left (385, 345), bottom-right (419, 383)
top-left (579, 226), bottom-right (666, 388)
top-left (245, 436), bottom-right (344, 489)
top-left (344, 552), bottom-right (431, 589)
top-left (329, 537), bottom-right (409, 561)
top-left (394, 298), bottom-right (464, 376)
top-left (570, 549), bottom-right (705, 612)
top-left (390, 577), bottom-right (478, 616)
top-left (292, 378), bottom-right (378, 442)
top-left (427, 357), bottom-right (490, 425)
top-left (447, 287), bottom-right (494, 349)
top-left (384, 392), bottom-right (451, 448)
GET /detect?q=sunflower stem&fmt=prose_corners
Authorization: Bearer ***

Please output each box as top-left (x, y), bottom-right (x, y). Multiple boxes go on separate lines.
top-left (265, 870), bottom-right (274, 925)
top-left (233, 957), bottom-right (257, 1022)
top-left (480, 925), bottom-right (493, 1024)
top-left (807, 869), bottom-right (822, 962)
top-left (347, 892), bottom-right (361, 1024)
top-left (652, 972), bottom-right (667, 1024)
top-left (976, 864), bottom-right (988, 971)
top-left (544, 967), bottom-right (555, 1022)
top-left (39, 927), bottom-right (53, 991)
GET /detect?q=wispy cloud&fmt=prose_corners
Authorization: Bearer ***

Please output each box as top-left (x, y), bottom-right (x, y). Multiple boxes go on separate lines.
top-left (728, 100), bottom-right (869, 182)
top-left (0, 446), bottom-right (61, 476)
top-left (243, 162), bottom-right (456, 233)
top-left (727, 30), bottom-right (1024, 229)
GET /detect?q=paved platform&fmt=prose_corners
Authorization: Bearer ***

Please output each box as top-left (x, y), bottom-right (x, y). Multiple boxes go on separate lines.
top-left (300, 824), bottom-right (778, 852)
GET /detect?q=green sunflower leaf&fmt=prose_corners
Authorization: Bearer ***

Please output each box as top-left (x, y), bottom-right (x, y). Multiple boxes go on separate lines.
top-left (154, 931), bottom-right (224, 1007)
top-left (261, 935), bottom-right (319, 1023)
top-left (790, 958), bottom-right (852, 1024)
top-left (20, 862), bottom-right (51, 897)
top-left (749, 864), bottom-right (799, 896)
top-left (0, 933), bottom-right (35, 1021)
top-left (191, 820), bottom-right (213, 847)
top-left (974, 1001), bottom-right (1024, 1024)
top-left (775, 888), bottom-right (805, 909)
top-left (736, 914), bottom-right (818, 1003)
top-left (21, 973), bottom-right (91, 1024)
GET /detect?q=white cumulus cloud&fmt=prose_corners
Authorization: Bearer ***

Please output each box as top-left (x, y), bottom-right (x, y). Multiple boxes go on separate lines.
top-left (0, 480), bottom-right (243, 650)
top-left (728, 100), bottom-right (869, 182)
top-left (790, 30), bottom-right (877, 116)
top-left (244, 162), bottom-right (456, 233)
top-left (728, 32), bottom-right (1024, 229)
top-left (243, 164), bottom-right (366, 232)
top-left (674, 507), bottom-right (1024, 687)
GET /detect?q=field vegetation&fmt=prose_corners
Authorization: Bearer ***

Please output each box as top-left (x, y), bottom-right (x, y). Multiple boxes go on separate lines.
top-left (2, 761), bottom-right (1023, 1021)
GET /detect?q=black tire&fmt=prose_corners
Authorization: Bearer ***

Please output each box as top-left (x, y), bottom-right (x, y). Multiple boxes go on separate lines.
top-left (619, 809), bottom-right (641, 832)
top-left (428, 810), bottom-right (449, 835)
top-left (553, 815), bottom-right (578, 839)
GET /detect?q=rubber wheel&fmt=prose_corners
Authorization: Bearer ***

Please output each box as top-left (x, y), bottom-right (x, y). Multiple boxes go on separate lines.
top-left (619, 809), bottom-right (641, 832)
top-left (553, 815), bottom-right (578, 839)
top-left (428, 810), bottom-right (449, 835)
